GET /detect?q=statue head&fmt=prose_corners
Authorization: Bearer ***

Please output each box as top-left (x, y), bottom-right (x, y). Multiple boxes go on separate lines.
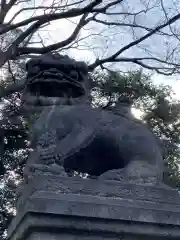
top-left (22, 53), bottom-right (92, 107)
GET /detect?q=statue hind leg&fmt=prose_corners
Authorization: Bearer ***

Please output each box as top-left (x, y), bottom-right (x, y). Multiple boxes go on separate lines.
top-left (99, 141), bottom-right (165, 187)
top-left (98, 159), bottom-right (166, 186)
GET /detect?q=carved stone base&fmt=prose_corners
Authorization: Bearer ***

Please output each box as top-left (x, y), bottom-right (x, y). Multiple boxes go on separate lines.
top-left (8, 174), bottom-right (180, 240)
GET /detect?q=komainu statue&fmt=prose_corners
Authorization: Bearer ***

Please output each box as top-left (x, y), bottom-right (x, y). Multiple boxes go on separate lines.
top-left (21, 53), bottom-right (166, 186)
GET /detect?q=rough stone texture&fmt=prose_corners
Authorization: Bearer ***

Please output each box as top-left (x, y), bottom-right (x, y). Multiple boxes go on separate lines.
top-left (21, 52), bottom-right (166, 186)
top-left (27, 233), bottom-right (123, 240)
top-left (8, 175), bottom-right (180, 240)
top-left (11, 53), bottom-right (176, 240)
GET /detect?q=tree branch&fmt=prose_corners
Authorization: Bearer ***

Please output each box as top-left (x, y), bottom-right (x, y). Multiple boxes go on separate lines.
top-left (0, 0), bottom-right (102, 35)
top-left (7, 0), bottom-right (85, 24)
top-left (89, 56), bottom-right (179, 75)
top-left (17, 13), bottom-right (90, 55)
top-left (92, 0), bottom-right (124, 13)
top-left (113, 57), bottom-right (180, 67)
top-left (0, 20), bottom-right (44, 68)
top-left (160, 0), bottom-right (180, 42)
top-left (89, 12), bottom-right (180, 71)
top-left (0, 0), bottom-right (18, 23)
top-left (92, 18), bottom-right (173, 37)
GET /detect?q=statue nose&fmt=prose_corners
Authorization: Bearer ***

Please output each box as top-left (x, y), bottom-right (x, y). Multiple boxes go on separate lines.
top-left (48, 68), bottom-right (64, 77)
top-left (49, 68), bottom-right (59, 73)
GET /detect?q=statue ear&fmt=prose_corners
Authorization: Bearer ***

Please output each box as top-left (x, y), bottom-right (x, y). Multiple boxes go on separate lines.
top-left (26, 58), bottom-right (42, 71)
top-left (26, 59), bottom-right (33, 70)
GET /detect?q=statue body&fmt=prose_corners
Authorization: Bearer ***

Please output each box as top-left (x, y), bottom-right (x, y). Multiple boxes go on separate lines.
top-left (22, 53), bottom-right (165, 186)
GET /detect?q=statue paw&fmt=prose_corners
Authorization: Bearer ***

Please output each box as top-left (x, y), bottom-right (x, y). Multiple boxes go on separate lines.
top-left (125, 160), bottom-right (161, 186)
top-left (24, 163), bottom-right (67, 177)
top-left (98, 169), bottom-right (126, 182)
top-left (98, 161), bottom-right (162, 186)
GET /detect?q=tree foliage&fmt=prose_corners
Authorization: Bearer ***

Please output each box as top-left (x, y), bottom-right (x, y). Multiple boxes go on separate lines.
top-left (0, 91), bottom-right (29, 239)
top-left (91, 70), bottom-right (180, 187)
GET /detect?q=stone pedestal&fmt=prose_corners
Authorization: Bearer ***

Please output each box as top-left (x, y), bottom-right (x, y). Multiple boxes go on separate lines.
top-left (8, 175), bottom-right (180, 240)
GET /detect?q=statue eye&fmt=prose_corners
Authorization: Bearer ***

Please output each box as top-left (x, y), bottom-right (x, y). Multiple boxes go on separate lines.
top-left (29, 65), bottom-right (40, 75)
top-left (69, 70), bottom-right (78, 80)
top-left (26, 59), bottom-right (41, 69)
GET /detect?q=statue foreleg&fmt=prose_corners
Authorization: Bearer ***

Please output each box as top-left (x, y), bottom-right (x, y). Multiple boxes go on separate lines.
top-left (27, 123), bottom-right (96, 177)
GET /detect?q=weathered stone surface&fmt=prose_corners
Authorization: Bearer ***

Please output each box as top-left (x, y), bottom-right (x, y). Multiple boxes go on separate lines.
top-left (17, 174), bottom-right (179, 207)
top-left (10, 53), bottom-right (178, 240)
top-left (8, 53), bottom-right (180, 240)
top-left (27, 233), bottom-right (122, 240)
top-left (21, 53), bottom-right (166, 186)
top-left (8, 175), bottom-right (180, 240)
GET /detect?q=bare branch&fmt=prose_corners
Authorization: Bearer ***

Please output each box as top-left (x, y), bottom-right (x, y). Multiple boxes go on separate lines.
top-left (17, 13), bottom-right (90, 55)
top-left (89, 12), bottom-right (180, 71)
top-left (92, 17), bottom-right (172, 36)
top-left (102, 10), bottom-right (147, 16)
top-left (160, 0), bottom-right (180, 42)
top-left (1, 0), bottom-right (6, 9)
top-left (0, 21), bottom-right (43, 67)
top-left (1, 0), bottom-right (180, 100)
top-left (92, 0), bottom-right (124, 13)
top-left (7, 0), bottom-right (84, 24)
top-left (117, 57), bottom-right (180, 67)
top-left (109, 57), bottom-right (178, 75)
top-left (0, 0), bottom-right (18, 23)
top-left (0, 1), bottom-right (104, 67)
top-left (0, 0), bottom-right (102, 35)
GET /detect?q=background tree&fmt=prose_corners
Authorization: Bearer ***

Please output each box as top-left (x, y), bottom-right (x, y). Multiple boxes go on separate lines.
top-left (0, 98), bottom-right (29, 239)
top-left (0, 45), bottom-right (28, 239)
top-left (92, 70), bottom-right (180, 187)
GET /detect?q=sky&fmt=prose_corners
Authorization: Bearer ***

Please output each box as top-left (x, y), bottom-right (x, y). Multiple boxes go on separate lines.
top-left (4, 0), bottom-right (180, 102)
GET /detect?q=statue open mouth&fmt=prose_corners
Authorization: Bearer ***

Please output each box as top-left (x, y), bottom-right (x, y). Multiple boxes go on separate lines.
top-left (23, 53), bottom-right (90, 107)
top-left (26, 70), bottom-right (85, 99)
